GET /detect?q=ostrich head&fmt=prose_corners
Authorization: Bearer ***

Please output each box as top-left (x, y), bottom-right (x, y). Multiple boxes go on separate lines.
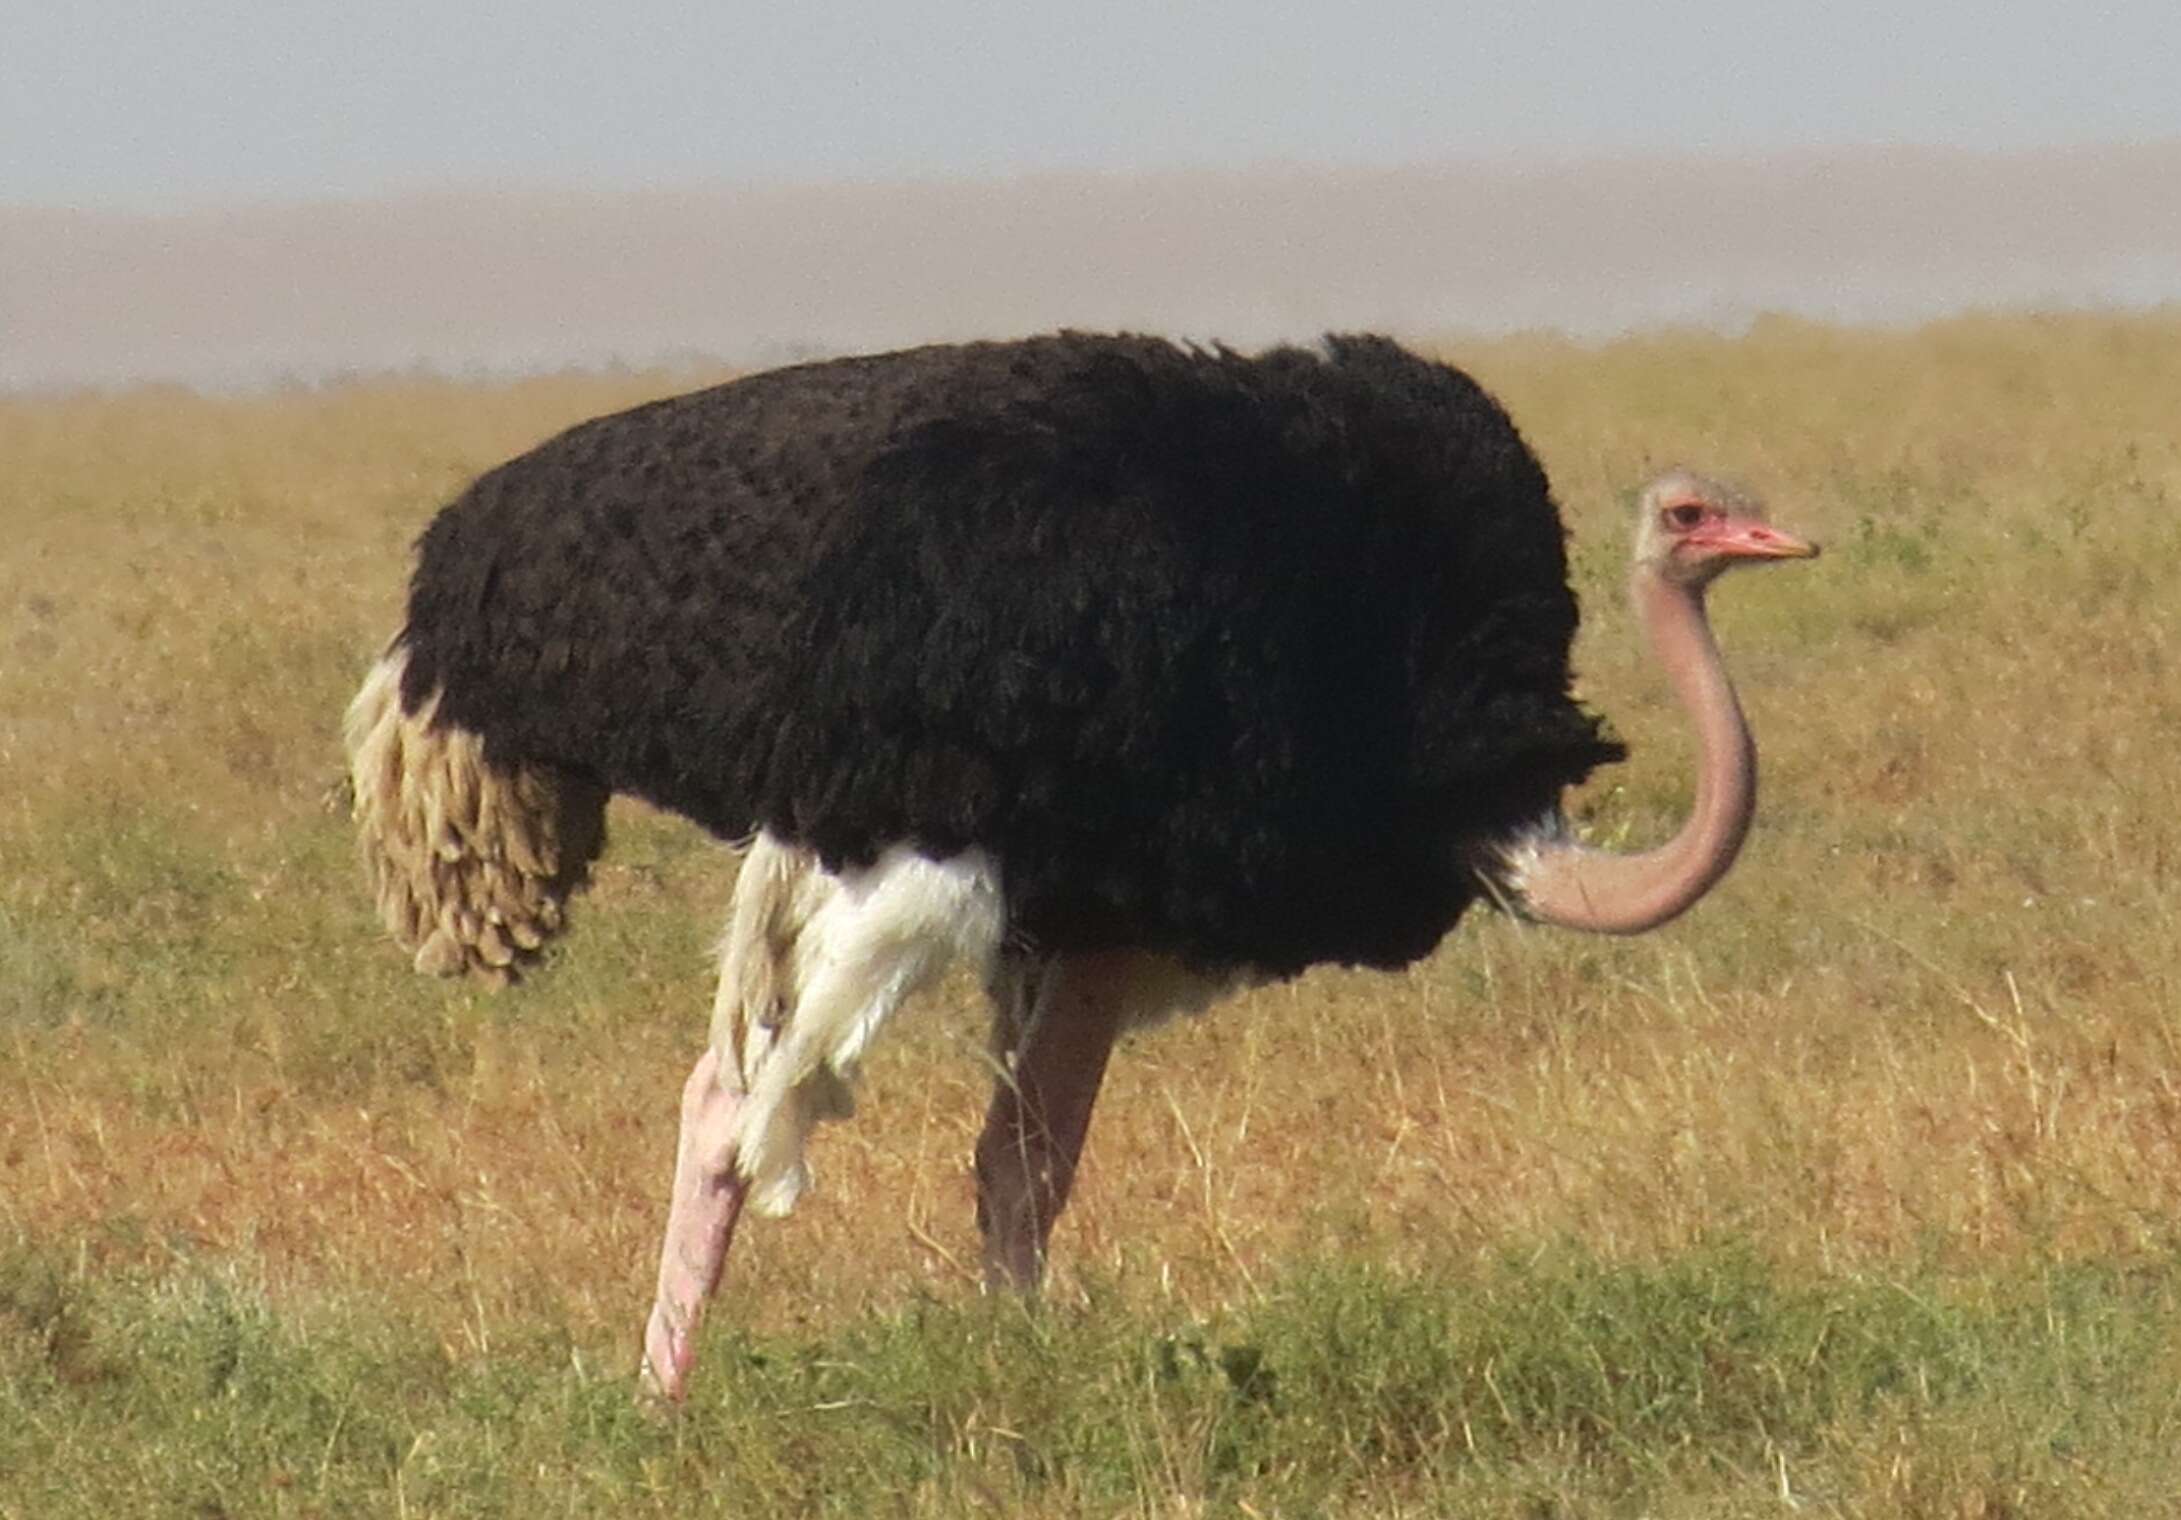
top-left (1632, 469), bottom-right (1819, 589)
top-left (1498, 470), bottom-right (1816, 935)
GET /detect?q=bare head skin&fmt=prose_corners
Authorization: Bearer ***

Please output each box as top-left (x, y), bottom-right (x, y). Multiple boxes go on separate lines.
top-left (1502, 470), bottom-right (1818, 934)
top-left (1632, 469), bottom-right (1817, 586)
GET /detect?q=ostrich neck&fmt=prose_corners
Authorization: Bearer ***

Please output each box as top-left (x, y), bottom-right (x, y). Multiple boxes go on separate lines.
top-left (1516, 568), bottom-right (1756, 935)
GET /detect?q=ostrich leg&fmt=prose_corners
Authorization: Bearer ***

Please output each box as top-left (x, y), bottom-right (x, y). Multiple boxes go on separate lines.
top-left (640, 839), bottom-right (1003, 1399)
top-left (975, 951), bottom-right (1133, 1289)
top-left (640, 1046), bottom-right (749, 1402)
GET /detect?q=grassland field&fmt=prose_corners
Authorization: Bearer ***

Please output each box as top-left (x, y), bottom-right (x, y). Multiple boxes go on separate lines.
top-left (4, 312), bottom-right (2181, 1516)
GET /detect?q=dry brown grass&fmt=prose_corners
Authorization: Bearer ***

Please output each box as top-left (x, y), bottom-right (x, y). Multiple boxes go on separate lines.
top-left (6, 312), bottom-right (2181, 1379)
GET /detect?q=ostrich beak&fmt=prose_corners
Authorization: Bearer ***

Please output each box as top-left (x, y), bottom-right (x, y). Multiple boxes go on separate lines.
top-left (1705, 519), bottom-right (1820, 562)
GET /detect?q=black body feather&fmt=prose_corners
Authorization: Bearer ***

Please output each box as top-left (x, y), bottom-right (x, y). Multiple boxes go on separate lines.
top-left (399, 333), bottom-right (1624, 976)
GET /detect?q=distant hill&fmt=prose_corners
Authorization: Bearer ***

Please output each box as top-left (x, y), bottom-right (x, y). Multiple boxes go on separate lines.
top-left (5, 144), bottom-right (2179, 392)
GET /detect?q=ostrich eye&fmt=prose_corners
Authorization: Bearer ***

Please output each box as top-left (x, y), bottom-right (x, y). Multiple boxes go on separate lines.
top-left (1665, 502), bottom-right (1706, 529)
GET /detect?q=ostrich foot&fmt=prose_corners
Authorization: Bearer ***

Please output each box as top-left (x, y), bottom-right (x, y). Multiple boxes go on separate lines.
top-left (639, 1047), bottom-right (749, 1402)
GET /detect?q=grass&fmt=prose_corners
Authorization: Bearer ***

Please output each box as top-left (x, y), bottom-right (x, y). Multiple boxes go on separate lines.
top-left (8, 1242), bottom-right (2177, 1516)
top-left (5, 312), bottom-right (2181, 1514)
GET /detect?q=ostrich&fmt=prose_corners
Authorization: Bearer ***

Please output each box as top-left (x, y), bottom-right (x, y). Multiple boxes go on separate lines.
top-left (342, 332), bottom-right (1816, 1402)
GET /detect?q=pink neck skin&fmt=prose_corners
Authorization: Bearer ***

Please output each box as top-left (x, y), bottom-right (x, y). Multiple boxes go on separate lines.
top-left (1512, 566), bottom-right (1755, 935)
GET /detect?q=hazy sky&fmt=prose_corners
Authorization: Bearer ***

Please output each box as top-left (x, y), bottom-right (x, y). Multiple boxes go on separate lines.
top-left (8, 0), bottom-right (2181, 210)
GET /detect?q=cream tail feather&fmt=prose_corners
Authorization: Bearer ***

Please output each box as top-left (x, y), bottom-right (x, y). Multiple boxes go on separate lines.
top-left (343, 648), bottom-right (605, 982)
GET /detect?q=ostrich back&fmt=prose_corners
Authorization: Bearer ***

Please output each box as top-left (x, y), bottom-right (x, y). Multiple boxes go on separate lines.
top-left (399, 332), bottom-right (1623, 975)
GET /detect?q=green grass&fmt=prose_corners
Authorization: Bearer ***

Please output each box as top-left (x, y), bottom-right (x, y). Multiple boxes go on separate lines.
top-left (8, 1241), bottom-right (2177, 1517)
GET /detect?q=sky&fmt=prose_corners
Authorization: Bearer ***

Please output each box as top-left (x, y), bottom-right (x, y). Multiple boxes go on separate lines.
top-left (7, 0), bottom-right (2181, 210)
